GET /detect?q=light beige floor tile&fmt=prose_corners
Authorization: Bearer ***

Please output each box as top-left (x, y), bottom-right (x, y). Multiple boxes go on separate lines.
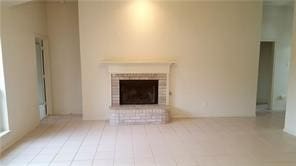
top-left (135, 157), bottom-right (156, 166)
top-left (93, 159), bottom-right (113, 166)
top-left (71, 160), bottom-right (93, 166)
top-left (74, 152), bottom-right (95, 161)
top-left (1, 113), bottom-right (296, 166)
top-left (49, 161), bottom-right (71, 166)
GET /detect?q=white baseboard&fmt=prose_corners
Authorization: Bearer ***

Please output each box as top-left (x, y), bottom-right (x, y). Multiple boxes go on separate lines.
top-left (283, 128), bottom-right (296, 136)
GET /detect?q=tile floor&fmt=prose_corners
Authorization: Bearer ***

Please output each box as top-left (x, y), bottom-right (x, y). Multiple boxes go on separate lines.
top-left (1, 112), bottom-right (296, 166)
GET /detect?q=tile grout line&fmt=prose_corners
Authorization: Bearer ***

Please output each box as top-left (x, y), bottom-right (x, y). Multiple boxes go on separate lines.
top-left (48, 116), bottom-right (85, 165)
top-left (157, 124), bottom-right (178, 166)
top-left (3, 117), bottom-right (56, 165)
top-left (91, 120), bottom-right (107, 166)
top-left (130, 125), bottom-right (136, 166)
top-left (32, 117), bottom-right (73, 165)
top-left (25, 117), bottom-right (63, 165)
top-left (144, 125), bottom-right (158, 166)
top-left (69, 120), bottom-right (94, 165)
top-left (113, 124), bottom-right (119, 166)
top-left (174, 120), bottom-right (198, 166)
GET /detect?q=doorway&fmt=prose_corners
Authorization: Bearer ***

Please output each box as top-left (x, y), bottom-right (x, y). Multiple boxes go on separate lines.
top-left (35, 38), bottom-right (47, 120)
top-left (256, 41), bottom-right (275, 112)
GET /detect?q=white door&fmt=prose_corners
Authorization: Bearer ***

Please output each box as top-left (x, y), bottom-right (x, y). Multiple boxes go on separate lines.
top-left (35, 38), bottom-right (47, 120)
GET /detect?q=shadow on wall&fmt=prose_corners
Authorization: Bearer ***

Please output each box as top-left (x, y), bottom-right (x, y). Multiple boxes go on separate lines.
top-left (169, 63), bottom-right (197, 118)
top-left (169, 62), bottom-right (207, 118)
top-left (0, 91), bottom-right (3, 131)
top-left (169, 106), bottom-right (197, 118)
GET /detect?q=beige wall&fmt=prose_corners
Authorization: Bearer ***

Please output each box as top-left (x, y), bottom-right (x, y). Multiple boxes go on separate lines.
top-left (78, 1), bottom-right (262, 119)
top-left (0, 2), bottom-right (48, 151)
top-left (46, 2), bottom-right (82, 115)
top-left (285, 2), bottom-right (296, 137)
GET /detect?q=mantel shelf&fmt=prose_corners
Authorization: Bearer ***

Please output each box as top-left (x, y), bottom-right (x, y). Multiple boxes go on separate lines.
top-left (99, 60), bottom-right (176, 65)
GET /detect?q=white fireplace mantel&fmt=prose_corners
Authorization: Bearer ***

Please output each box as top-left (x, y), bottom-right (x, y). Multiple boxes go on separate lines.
top-left (100, 60), bottom-right (175, 74)
top-left (99, 59), bottom-right (176, 64)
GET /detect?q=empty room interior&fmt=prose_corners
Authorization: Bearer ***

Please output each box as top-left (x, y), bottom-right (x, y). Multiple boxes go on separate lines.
top-left (1, 0), bottom-right (296, 166)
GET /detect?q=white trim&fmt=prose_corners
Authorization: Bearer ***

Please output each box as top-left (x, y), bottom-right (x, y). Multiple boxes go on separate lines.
top-left (100, 60), bottom-right (176, 65)
top-left (0, 130), bottom-right (10, 138)
top-left (283, 128), bottom-right (296, 136)
top-left (0, 38), bottom-right (9, 132)
top-left (35, 36), bottom-right (53, 116)
top-left (107, 64), bottom-right (172, 74)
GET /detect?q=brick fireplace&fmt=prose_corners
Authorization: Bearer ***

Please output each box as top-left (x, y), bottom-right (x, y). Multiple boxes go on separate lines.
top-left (110, 73), bottom-right (169, 125)
top-left (103, 61), bottom-right (174, 125)
top-left (111, 73), bottom-right (167, 106)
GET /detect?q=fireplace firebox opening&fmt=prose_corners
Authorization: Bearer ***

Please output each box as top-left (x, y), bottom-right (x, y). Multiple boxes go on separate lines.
top-left (120, 80), bottom-right (159, 105)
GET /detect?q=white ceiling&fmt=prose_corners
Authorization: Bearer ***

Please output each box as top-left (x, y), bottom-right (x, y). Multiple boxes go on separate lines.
top-left (1, 0), bottom-right (78, 6)
top-left (2, 0), bottom-right (295, 7)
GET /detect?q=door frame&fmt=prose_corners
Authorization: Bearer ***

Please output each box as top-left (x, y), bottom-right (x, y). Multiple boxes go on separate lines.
top-left (258, 41), bottom-right (276, 110)
top-left (35, 34), bottom-right (53, 116)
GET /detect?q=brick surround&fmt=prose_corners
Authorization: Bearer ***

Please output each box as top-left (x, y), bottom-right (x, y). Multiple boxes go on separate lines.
top-left (109, 105), bottom-right (169, 125)
top-left (110, 73), bottom-right (170, 125)
top-left (111, 73), bottom-right (167, 106)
